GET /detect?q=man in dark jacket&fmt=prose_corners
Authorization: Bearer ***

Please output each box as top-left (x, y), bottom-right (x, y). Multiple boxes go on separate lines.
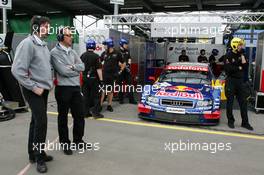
top-left (197, 49), bottom-right (208, 63)
top-left (100, 38), bottom-right (125, 112)
top-left (117, 38), bottom-right (137, 104)
top-left (224, 37), bottom-right (253, 130)
top-left (178, 49), bottom-right (189, 62)
top-left (81, 40), bottom-right (104, 119)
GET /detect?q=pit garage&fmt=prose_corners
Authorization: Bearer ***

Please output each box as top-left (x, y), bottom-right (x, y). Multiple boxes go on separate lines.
top-left (0, 0), bottom-right (264, 175)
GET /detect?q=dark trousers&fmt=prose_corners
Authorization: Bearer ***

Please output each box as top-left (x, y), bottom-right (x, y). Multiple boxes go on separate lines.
top-left (55, 86), bottom-right (84, 144)
top-left (116, 70), bottom-right (135, 102)
top-left (22, 87), bottom-right (49, 161)
top-left (225, 78), bottom-right (250, 125)
top-left (82, 78), bottom-right (101, 115)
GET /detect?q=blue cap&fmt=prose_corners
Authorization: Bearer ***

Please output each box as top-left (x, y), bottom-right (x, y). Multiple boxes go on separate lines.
top-left (103, 38), bottom-right (114, 48)
top-left (119, 38), bottom-right (129, 47)
top-left (86, 39), bottom-right (96, 50)
top-left (212, 49), bottom-right (219, 56)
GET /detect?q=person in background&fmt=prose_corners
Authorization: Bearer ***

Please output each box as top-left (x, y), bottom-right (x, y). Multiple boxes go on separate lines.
top-left (209, 49), bottom-right (219, 75)
top-left (51, 26), bottom-right (87, 155)
top-left (100, 38), bottom-right (125, 112)
top-left (11, 16), bottom-right (53, 173)
top-left (178, 49), bottom-right (189, 62)
top-left (117, 38), bottom-right (137, 104)
top-left (81, 39), bottom-right (104, 119)
top-left (197, 49), bottom-right (208, 63)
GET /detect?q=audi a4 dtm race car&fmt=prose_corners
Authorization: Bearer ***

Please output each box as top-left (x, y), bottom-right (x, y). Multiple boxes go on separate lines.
top-left (138, 63), bottom-right (222, 125)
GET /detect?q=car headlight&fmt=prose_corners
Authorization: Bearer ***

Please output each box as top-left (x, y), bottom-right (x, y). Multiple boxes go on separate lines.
top-left (197, 100), bottom-right (213, 107)
top-left (146, 96), bottom-right (159, 104)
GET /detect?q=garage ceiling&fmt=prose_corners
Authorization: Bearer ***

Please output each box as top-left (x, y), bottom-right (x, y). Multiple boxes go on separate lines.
top-left (10, 0), bottom-right (264, 18)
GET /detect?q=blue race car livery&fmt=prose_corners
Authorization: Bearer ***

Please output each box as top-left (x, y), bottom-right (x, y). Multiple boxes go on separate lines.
top-left (138, 63), bottom-right (221, 125)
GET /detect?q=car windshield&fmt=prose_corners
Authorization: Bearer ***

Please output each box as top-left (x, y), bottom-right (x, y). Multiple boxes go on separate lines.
top-left (159, 70), bottom-right (210, 84)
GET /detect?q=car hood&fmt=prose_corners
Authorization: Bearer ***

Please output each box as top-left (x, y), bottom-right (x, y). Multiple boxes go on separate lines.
top-left (148, 82), bottom-right (213, 100)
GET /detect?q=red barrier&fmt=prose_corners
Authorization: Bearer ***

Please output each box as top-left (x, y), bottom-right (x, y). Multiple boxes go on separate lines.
top-left (261, 70), bottom-right (264, 92)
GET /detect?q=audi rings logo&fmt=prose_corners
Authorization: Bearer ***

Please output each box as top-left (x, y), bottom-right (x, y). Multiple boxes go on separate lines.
top-left (84, 34), bottom-right (106, 44)
top-left (162, 99), bottom-right (185, 107)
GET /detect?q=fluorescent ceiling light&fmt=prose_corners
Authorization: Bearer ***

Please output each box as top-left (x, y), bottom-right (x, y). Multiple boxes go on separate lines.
top-left (15, 13), bottom-right (27, 16)
top-left (46, 11), bottom-right (62, 14)
top-left (164, 5), bottom-right (191, 8)
top-left (121, 7), bottom-right (143, 10)
top-left (216, 4), bottom-right (240, 6)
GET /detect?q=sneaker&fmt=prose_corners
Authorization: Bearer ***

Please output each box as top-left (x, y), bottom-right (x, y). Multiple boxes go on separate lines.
top-left (228, 122), bottom-right (235, 129)
top-left (36, 161), bottom-right (48, 173)
top-left (241, 124), bottom-right (254, 131)
top-left (93, 113), bottom-right (104, 119)
top-left (63, 148), bottom-right (73, 155)
top-left (107, 105), bottom-right (113, 112)
top-left (29, 155), bottom-right (53, 164)
top-left (84, 112), bottom-right (93, 118)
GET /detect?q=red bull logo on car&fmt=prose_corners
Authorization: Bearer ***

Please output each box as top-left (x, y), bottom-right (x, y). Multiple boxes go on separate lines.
top-left (165, 86), bottom-right (200, 93)
top-left (156, 86), bottom-right (203, 100)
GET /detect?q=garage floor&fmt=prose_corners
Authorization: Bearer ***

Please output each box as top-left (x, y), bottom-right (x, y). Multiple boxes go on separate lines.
top-left (0, 92), bottom-right (264, 175)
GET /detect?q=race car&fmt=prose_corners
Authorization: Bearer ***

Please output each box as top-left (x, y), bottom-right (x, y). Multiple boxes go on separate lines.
top-left (138, 62), bottom-right (221, 125)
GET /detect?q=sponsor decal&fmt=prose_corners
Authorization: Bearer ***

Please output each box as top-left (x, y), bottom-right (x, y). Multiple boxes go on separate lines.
top-left (166, 65), bottom-right (208, 72)
top-left (165, 86), bottom-right (200, 93)
top-left (155, 90), bottom-right (204, 100)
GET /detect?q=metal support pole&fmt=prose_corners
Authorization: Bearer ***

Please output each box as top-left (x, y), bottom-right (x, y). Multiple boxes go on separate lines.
top-left (249, 25), bottom-right (254, 81)
top-left (2, 8), bottom-right (7, 34)
top-left (114, 4), bottom-right (119, 30)
top-left (81, 15), bottom-right (83, 28)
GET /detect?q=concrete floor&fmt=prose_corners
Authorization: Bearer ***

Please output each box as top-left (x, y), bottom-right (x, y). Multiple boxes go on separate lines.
top-left (0, 94), bottom-right (264, 175)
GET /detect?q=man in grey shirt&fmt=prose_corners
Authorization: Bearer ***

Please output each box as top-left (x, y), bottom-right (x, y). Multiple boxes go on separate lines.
top-left (51, 26), bottom-right (86, 155)
top-left (11, 16), bottom-right (53, 173)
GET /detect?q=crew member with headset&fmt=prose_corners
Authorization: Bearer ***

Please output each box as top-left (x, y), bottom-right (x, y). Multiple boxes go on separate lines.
top-left (51, 26), bottom-right (87, 155)
top-left (11, 15), bottom-right (53, 173)
top-left (117, 38), bottom-right (137, 104)
top-left (197, 49), bottom-right (208, 63)
top-left (81, 40), bottom-right (104, 119)
top-left (224, 37), bottom-right (253, 130)
top-left (100, 38), bottom-right (125, 112)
